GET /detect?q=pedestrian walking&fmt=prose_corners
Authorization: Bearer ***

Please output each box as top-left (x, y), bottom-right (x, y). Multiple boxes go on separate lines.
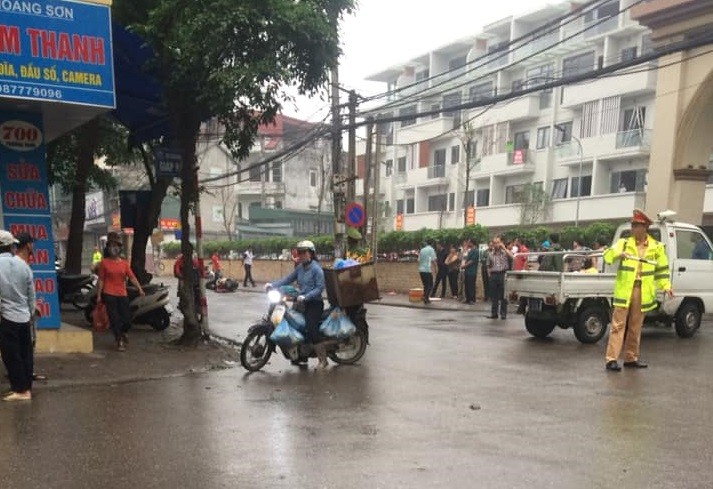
top-left (96, 234), bottom-right (145, 352)
top-left (0, 230), bottom-right (35, 401)
top-left (603, 209), bottom-right (673, 371)
top-left (243, 246), bottom-right (256, 287)
top-left (417, 239), bottom-right (437, 304)
top-left (460, 239), bottom-right (478, 304)
top-left (445, 244), bottom-right (460, 299)
top-left (431, 242), bottom-right (448, 299)
top-left (486, 237), bottom-right (512, 319)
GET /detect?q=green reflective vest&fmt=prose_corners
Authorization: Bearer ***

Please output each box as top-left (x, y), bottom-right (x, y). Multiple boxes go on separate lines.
top-left (603, 235), bottom-right (671, 312)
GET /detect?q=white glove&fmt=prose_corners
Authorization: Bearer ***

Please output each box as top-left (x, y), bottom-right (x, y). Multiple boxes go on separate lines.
top-left (296, 295), bottom-right (306, 303)
top-left (264, 283), bottom-right (272, 291)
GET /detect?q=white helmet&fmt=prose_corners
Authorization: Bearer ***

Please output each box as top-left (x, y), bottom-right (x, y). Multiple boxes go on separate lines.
top-left (296, 240), bottom-right (316, 253)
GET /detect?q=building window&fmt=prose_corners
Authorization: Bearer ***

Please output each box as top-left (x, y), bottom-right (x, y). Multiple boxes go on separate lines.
top-left (406, 198), bottom-right (415, 214)
top-left (554, 121), bottom-right (573, 144)
top-left (274, 201), bottom-right (282, 209)
top-left (468, 140), bottom-right (479, 161)
top-left (526, 63), bottom-right (554, 109)
top-left (571, 175), bottom-right (592, 197)
top-left (430, 103), bottom-right (440, 119)
top-left (309, 170), bottom-right (317, 187)
top-left (611, 169), bottom-right (646, 193)
top-left (449, 192), bottom-right (455, 211)
top-left (505, 184), bottom-right (527, 204)
top-left (551, 178), bottom-right (568, 199)
top-left (476, 188), bottom-right (490, 207)
top-left (212, 205), bottom-right (224, 223)
top-left (249, 164), bottom-right (262, 182)
top-left (620, 107), bottom-right (646, 131)
top-left (469, 81), bottom-right (494, 102)
top-left (448, 55), bottom-right (467, 73)
top-left (400, 105), bottom-right (417, 127)
top-left (563, 51), bottom-right (595, 77)
top-left (385, 159), bottom-right (393, 176)
top-left (434, 148), bottom-right (447, 166)
top-left (397, 157), bottom-right (407, 173)
top-left (511, 79), bottom-right (524, 93)
top-left (415, 69), bottom-right (429, 82)
top-left (396, 199), bottom-right (404, 215)
top-left (428, 194), bottom-right (448, 212)
top-left (513, 131), bottom-right (530, 150)
top-left (451, 146), bottom-right (460, 164)
top-left (536, 127), bottom-right (550, 149)
top-left (272, 162), bottom-right (282, 183)
top-left (621, 46), bottom-right (637, 62)
top-left (442, 92), bottom-right (462, 123)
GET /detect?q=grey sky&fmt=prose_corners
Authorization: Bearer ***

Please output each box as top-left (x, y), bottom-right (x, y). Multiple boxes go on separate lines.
top-left (282, 0), bottom-right (555, 120)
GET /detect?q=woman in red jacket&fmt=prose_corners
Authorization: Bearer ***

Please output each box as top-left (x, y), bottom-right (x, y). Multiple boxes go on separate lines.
top-left (96, 235), bottom-right (144, 351)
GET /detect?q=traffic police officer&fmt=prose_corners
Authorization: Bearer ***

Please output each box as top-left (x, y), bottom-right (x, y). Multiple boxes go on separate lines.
top-left (603, 209), bottom-right (674, 371)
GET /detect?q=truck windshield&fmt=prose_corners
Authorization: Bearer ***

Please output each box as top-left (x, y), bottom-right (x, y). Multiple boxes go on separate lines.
top-left (619, 228), bottom-right (662, 241)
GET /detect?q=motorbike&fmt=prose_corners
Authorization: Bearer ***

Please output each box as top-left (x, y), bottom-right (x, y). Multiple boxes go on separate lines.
top-left (84, 282), bottom-right (172, 331)
top-left (239, 289), bottom-right (369, 372)
top-left (56, 270), bottom-right (96, 310)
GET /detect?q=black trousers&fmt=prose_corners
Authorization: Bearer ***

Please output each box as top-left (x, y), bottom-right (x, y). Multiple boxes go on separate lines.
top-left (464, 273), bottom-right (476, 303)
top-left (0, 318), bottom-right (33, 392)
top-left (243, 264), bottom-right (255, 286)
top-left (419, 272), bottom-right (433, 301)
top-left (431, 268), bottom-right (448, 298)
top-left (302, 299), bottom-right (324, 345)
top-left (447, 269), bottom-right (459, 297)
top-left (489, 272), bottom-right (507, 317)
top-left (102, 294), bottom-right (131, 340)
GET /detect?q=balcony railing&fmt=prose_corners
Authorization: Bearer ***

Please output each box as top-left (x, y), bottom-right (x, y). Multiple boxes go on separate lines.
top-left (616, 129), bottom-right (651, 149)
top-left (427, 165), bottom-right (447, 179)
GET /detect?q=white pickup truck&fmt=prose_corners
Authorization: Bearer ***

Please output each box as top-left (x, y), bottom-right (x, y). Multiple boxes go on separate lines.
top-left (505, 212), bottom-right (713, 344)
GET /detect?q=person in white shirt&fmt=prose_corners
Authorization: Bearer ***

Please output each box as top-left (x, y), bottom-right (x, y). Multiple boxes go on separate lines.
top-left (243, 247), bottom-right (256, 287)
top-left (0, 230), bottom-right (35, 401)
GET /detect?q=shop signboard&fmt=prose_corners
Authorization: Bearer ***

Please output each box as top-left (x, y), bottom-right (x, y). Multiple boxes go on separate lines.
top-left (0, 0), bottom-right (115, 108)
top-left (0, 111), bottom-right (60, 328)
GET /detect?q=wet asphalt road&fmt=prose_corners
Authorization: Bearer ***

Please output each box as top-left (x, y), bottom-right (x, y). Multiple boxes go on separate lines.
top-left (2, 290), bottom-right (713, 488)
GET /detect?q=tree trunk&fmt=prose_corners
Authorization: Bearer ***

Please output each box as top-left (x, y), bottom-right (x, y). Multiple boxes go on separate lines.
top-left (130, 177), bottom-right (172, 283)
top-left (64, 119), bottom-right (100, 274)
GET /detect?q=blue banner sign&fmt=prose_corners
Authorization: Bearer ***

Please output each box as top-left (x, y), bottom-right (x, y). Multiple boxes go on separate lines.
top-left (0, 111), bottom-right (60, 329)
top-left (0, 0), bottom-right (114, 108)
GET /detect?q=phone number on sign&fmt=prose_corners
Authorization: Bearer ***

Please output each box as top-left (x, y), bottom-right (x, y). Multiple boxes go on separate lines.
top-left (0, 84), bottom-right (63, 100)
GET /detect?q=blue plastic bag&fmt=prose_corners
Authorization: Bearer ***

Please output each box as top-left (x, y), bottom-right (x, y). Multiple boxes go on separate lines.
top-left (319, 307), bottom-right (342, 338)
top-left (270, 317), bottom-right (304, 347)
top-left (285, 309), bottom-right (306, 332)
top-left (320, 307), bottom-right (356, 339)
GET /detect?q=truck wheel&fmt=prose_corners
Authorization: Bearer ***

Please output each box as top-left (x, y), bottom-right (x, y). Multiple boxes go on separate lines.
top-left (574, 307), bottom-right (608, 344)
top-left (525, 316), bottom-right (556, 339)
top-left (675, 301), bottom-right (701, 338)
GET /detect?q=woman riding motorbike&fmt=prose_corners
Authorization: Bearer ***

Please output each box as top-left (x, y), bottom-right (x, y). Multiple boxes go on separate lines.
top-left (265, 240), bottom-right (328, 369)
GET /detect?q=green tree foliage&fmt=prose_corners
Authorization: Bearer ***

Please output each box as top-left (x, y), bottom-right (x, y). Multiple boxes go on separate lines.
top-left (114, 0), bottom-right (354, 344)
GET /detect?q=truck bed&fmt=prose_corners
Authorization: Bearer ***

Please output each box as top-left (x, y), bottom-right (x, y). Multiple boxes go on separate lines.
top-left (505, 270), bottom-right (615, 303)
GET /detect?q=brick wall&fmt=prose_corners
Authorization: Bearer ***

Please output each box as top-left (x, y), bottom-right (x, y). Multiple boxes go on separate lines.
top-left (159, 259), bottom-right (487, 298)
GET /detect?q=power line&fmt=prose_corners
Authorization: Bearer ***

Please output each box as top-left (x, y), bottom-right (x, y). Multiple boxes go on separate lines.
top-left (363, 0), bottom-right (648, 117)
top-left (359, 0), bottom-right (608, 105)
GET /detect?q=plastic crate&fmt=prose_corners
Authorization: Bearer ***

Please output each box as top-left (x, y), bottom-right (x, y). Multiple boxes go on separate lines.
top-left (324, 261), bottom-right (379, 307)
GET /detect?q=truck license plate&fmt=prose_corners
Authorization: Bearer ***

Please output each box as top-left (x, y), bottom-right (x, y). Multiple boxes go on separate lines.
top-left (529, 299), bottom-right (543, 312)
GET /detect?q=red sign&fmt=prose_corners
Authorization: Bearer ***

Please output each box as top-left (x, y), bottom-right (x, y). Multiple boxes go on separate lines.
top-left (466, 206), bottom-right (475, 225)
top-left (395, 213), bottom-right (403, 231)
top-left (159, 218), bottom-right (180, 230)
top-left (512, 149), bottom-right (525, 165)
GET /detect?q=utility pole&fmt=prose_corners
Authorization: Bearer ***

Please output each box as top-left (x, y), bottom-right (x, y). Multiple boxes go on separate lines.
top-left (330, 65), bottom-right (345, 258)
top-left (194, 166), bottom-right (209, 340)
top-left (347, 90), bottom-right (358, 204)
top-left (362, 119), bottom-right (373, 245)
top-left (371, 122), bottom-right (381, 256)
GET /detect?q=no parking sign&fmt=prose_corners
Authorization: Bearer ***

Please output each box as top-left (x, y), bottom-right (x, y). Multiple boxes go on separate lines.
top-left (344, 202), bottom-right (365, 228)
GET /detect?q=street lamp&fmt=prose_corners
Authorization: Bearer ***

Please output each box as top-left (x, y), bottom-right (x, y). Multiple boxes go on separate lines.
top-left (555, 124), bottom-right (584, 228)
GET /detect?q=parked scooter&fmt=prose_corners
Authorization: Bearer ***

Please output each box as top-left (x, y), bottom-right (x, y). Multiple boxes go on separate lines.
top-left (239, 289), bottom-right (369, 372)
top-left (84, 282), bottom-right (172, 331)
top-left (56, 270), bottom-right (96, 310)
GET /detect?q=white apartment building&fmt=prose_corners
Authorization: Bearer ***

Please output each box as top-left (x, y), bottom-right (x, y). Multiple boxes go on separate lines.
top-left (357, 0), bottom-right (713, 232)
top-left (196, 115), bottom-right (333, 239)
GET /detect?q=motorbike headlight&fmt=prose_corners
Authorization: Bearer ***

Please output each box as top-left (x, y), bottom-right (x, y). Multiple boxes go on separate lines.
top-left (267, 289), bottom-right (282, 304)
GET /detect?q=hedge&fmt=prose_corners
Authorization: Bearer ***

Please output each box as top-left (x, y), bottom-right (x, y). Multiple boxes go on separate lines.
top-left (160, 222), bottom-right (617, 258)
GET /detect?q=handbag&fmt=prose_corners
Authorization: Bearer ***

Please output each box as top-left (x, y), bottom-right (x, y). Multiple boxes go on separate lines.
top-left (92, 302), bottom-right (109, 332)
